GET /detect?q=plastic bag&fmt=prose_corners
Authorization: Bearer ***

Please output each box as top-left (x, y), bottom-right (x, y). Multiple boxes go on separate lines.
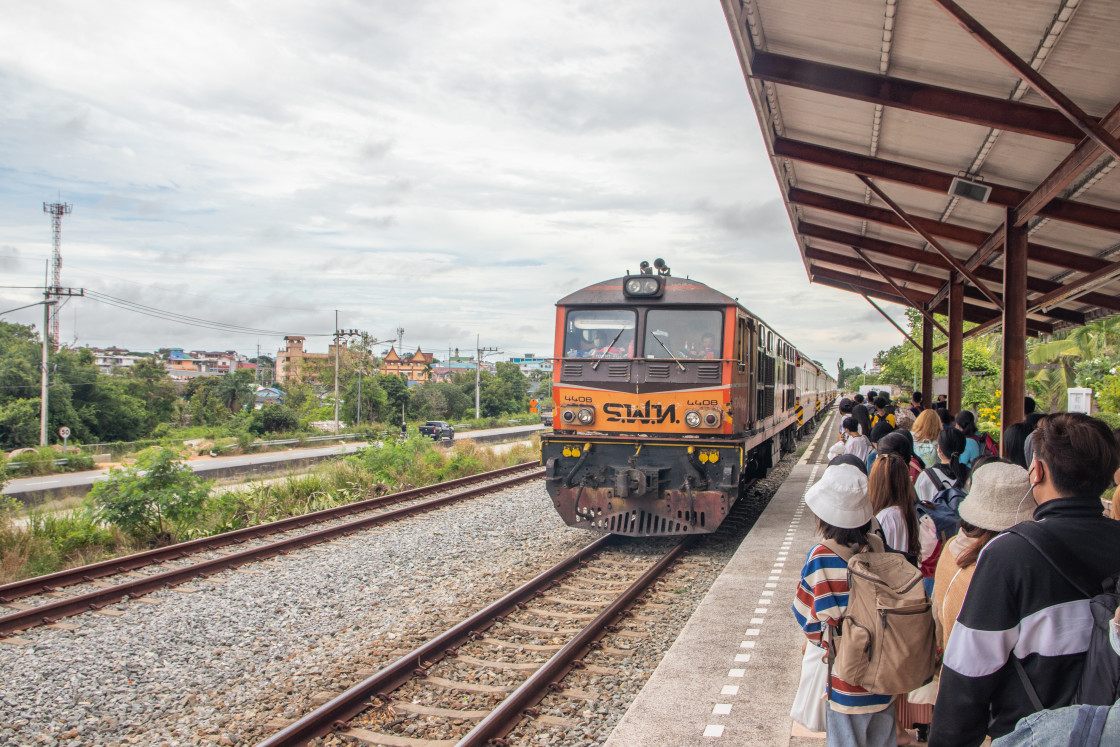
top-left (908, 672), bottom-right (939, 705)
top-left (791, 643), bottom-right (828, 733)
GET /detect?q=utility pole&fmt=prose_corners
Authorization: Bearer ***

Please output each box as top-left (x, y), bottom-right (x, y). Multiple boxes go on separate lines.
top-left (332, 312), bottom-right (361, 434)
top-left (36, 267), bottom-right (83, 445)
top-left (40, 287), bottom-right (53, 446)
top-left (475, 334), bottom-right (501, 419)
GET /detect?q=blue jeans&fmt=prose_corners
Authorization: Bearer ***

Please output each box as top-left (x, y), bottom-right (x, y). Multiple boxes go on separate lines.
top-left (826, 703), bottom-right (896, 747)
top-left (992, 702), bottom-right (1120, 746)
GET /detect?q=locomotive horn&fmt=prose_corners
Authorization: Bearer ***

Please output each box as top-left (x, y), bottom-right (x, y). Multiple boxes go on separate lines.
top-left (653, 258), bottom-right (670, 276)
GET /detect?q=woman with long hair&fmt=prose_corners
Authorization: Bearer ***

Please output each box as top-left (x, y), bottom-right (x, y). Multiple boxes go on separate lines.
top-left (869, 449), bottom-right (922, 559)
top-left (911, 410), bottom-right (941, 469)
top-left (915, 427), bottom-right (969, 504)
top-left (1001, 422), bottom-right (1030, 469)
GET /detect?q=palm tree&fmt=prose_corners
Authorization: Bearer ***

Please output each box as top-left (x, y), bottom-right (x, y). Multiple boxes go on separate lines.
top-left (1026, 316), bottom-right (1120, 411)
top-left (215, 370), bottom-right (255, 413)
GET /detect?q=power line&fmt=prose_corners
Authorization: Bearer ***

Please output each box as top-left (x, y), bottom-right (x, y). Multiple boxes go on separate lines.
top-left (82, 290), bottom-right (331, 337)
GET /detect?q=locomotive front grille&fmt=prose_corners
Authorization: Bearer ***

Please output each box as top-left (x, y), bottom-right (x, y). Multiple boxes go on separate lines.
top-left (646, 363), bottom-right (670, 379)
top-left (607, 363), bottom-right (630, 379)
top-left (561, 362), bottom-right (583, 379)
top-left (697, 363), bottom-right (720, 381)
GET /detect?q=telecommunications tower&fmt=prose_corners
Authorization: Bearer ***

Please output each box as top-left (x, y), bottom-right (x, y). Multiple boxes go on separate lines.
top-left (43, 201), bottom-right (73, 350)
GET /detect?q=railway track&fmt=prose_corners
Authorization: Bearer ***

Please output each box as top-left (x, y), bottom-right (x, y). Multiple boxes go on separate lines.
top-left (0, 463), bottom-right (543, 636)
top-left (259, 534), bottom-right (696, 747)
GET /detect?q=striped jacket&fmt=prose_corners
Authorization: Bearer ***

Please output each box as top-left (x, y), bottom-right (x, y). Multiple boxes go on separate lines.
top-left (929, 498), bottom-right (1120, 745)
top-left (793, 543), bottom-right (894, 714)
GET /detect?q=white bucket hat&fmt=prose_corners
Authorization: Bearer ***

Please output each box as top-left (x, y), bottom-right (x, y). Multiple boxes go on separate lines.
top-left (805, 463), bottom-right (873, 529)
top-left (959, 462), bottom-right (1031, 531)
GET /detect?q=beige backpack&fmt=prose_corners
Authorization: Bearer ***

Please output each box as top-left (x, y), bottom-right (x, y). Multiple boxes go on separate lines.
top-left (822, 534), bottom-right (939, 695)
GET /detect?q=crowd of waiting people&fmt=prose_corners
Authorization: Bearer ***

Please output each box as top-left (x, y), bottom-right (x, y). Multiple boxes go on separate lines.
top-left (793, 390), bottom-right (1120, 746)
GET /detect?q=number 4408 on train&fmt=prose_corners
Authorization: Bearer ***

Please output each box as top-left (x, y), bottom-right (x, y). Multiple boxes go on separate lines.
top-left (540, 259), bottom-right (837, 537)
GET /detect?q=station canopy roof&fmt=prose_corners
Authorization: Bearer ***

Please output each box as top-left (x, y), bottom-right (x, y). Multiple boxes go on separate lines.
top-left (720, 0), bottom-right (1120, 340)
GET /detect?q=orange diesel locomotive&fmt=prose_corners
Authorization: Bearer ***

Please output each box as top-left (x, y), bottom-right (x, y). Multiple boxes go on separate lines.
top-left (540, 260), bottom-right (836, 536)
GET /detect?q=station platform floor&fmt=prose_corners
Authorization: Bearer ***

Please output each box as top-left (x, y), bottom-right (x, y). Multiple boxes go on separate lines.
top-left (605, 410), bottom-right (839, 747)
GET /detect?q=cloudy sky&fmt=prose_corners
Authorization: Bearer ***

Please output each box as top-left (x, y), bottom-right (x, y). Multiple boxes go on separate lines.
top-left (0, 0), bottom-right (906, 373)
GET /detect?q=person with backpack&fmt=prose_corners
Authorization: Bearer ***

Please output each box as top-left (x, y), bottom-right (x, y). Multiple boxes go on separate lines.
top-left (794, 462), bottom-right (897, 746)
top-left (911, 410), bottom-right (941, 469)
top-left (955, 410), bottom-right (995, 467)
top-left (909, 391), bottom-right (924, 418)
top-left (991, 603), bottom-right (1120, 746)
top-left (932, 460), bottom-right (1030, 651)
top-left (929, 413), bottom-right (1120, 745)
top-left (914, 427), bottom-right (969, 505)
top-left (871, 396), bottom-right (897, 430)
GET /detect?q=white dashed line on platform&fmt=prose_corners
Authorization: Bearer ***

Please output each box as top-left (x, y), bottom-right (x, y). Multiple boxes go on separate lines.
top-left (734, 653), bottom-right (751, 662)
top-left (728, 669), bottom-right (745, 677)
top-left (721, 685), bottom-right (739, 695)
top-left (713, 704), bottom-right (733, 715)
top-left (703, 724), bottom-right (725, 737)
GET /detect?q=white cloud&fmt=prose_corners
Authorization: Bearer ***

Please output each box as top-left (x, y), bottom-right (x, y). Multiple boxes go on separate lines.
top-left (0, 0), bottom-right (907, 372)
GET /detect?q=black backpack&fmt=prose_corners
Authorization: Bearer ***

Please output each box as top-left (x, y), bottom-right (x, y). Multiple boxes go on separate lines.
top-left (1006, 522), bottom-right (1120, 708)
top-left (916, 466), bottom-right (965, 541)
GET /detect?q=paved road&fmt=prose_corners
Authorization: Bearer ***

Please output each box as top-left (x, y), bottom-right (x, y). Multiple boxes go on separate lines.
top-left (2, 424), bottom-right (544, 498)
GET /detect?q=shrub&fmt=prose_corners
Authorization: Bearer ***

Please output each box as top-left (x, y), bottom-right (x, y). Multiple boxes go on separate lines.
top-left (86, 447), bottom-right (211, 544)
top-left (249, 404), bottom-right (300, 435)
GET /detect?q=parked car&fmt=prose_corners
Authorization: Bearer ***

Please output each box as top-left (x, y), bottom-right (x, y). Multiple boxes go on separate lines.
top-left (540, 406), bottom-right (554, 427)
top-left (419, 421), bottom-right (455, 440)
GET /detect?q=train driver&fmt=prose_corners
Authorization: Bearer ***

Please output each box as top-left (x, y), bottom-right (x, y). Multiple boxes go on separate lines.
top-left (696, 332), bottom-right (717, 359)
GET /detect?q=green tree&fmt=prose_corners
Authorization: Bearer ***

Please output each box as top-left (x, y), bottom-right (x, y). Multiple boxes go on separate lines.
top-left (378, 374), bottom-right (410, 423)
top-left (215, 370), bottom-right (256, 414)
top-left (86, 447), bottom-right (211, 543)
top-left (126, 357), bottom-right (178, 428)
top-left (188, 380), bottom-right (228, 426)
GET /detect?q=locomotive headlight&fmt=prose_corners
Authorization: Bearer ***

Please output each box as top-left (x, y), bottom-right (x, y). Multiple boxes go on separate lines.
top-left (703, 412), bottom-right (720, 427)
top-left (623, 276), bottom-right (662, 297)
top-left (577, 407), bottom-right (595, 424)
top-left (685, 410), bottom-right (701, 428)
top-left (561, 409), bottom-right (576, 423)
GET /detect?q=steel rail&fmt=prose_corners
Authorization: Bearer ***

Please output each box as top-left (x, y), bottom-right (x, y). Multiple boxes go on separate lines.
top-left (458, 536), bottom-right (696, 746)
top-left (0, 462), bottom-right (538, 603)
top-left (256, 535), bottom-right (614, 747)
top-left (0, 469), bottom-right (544, 636)
top-left (257, 536), bottom-right (694, 747)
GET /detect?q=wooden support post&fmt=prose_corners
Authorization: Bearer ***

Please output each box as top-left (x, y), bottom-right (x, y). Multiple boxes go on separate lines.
top-left (948, 277), bottom-right (964, 414)
top-left (921, 314), bottom-right (934, 409)
top-left (1002, 208), bottom-right (1028, 442)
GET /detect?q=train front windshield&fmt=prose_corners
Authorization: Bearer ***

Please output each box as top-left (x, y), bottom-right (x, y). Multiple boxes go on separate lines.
top-left (643, 309), bottom-right (723, 359)
top-left (564, 309), bottom-right (637, 359)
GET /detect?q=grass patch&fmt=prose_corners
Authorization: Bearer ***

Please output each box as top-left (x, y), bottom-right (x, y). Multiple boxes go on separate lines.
top-left (0, 435), bottom-right (540, 584)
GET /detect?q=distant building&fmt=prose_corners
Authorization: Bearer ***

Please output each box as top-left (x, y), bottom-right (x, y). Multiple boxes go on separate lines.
top-left (381, 346), bottom-right (434, 383)
top-left (508, 354), bottom-right (553, 374)
top-left (254, 387), bottom-right (285, 408)
top-left (86, 346), bottom-right (148, 375)
top-left (276, 336), bottom-right (348, 383)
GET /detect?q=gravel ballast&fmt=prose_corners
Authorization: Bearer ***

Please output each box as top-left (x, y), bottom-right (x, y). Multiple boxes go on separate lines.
top-left (0, 427), bottom-right (813, 746)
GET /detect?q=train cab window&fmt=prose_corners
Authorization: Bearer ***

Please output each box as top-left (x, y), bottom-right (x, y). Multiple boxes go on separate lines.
top-left (643, 309), bottom-right (723, 359)
top-left (563, 309), bottom-right (637, 358)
